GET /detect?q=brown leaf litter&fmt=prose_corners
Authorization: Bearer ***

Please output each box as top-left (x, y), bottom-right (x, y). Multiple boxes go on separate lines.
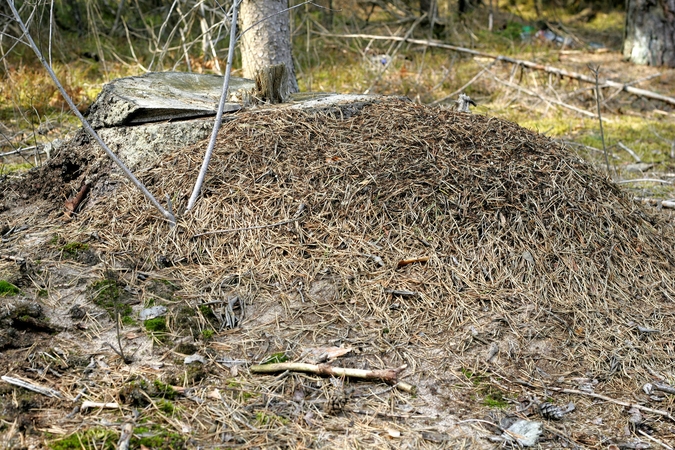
top-left (1, 97), bottom-right (674, 448)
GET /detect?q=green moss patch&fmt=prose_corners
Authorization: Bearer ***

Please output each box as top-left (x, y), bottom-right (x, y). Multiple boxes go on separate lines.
top-left (49, 428), bottom-right (116, 450)
top-left (0, 280), bottom-right (20, 297)
top-left (144, 317), bottom-right (167, 332)
top-left (60, 242), bottom-right (89, 257)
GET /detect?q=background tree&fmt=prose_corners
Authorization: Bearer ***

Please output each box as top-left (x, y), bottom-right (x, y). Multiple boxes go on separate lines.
top-left (623, 0), bottom-right (675, 67)
top-left (239, 0), bottom-right (299, 95)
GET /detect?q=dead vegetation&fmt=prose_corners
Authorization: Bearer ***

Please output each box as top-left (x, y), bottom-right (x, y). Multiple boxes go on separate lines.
top-left (2, 98), bottom-right (673, 448)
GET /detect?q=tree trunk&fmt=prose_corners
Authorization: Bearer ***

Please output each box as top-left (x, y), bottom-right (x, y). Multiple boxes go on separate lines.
top-left (458, 0), bottom-right (481, 15)
top-left (239, 0), bottom-right (299, 94)
top-left (623, 0), bottom-right (675, 67)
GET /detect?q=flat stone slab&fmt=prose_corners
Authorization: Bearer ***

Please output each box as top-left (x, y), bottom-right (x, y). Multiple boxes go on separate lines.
top-left (85, 72), bottom-right (255, 128)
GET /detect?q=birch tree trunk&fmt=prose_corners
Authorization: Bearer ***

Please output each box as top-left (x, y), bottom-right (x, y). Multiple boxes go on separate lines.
top-left (239, 0), bottom-right (299, 95)
top-left (623, 0), bottom-right (675, 67)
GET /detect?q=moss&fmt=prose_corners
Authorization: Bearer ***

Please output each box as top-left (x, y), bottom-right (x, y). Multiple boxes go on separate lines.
top-left (0, 162), bottom-right (33, 175)
top-left (158, 399), bottom-right (177, 415)
top-left (61, 242), bottom-right (89, 257)
top-left (144, 317), bottom-right (167, 332)
top-left (260, 352), bottom-right (288, 364)
top-left (201, 329), bottom-right (215, 340)
top-left (37, 289), bottom-right (48, 298)
top-left (130, 425), bottom-right (185, 449)
top-left (48, 425), bottom-right (185, 450)
top-left (122, 315), bottom-right (136, 326)
top-left (198, 304), bottom-right (215, 319)
top-left (0, 280), bottom-right (20, 297)
top-left (483, 390), bottom-right (509, 409)
top-left (49, 428), bottom-right (116, 450)
top-left (153, 380), bottom-right (177, 400)
top-left (255, 411), bottom-right (289, 426)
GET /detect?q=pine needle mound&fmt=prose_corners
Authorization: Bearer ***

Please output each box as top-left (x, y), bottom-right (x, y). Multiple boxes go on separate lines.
top-left (78, 98), bottom-right (673, 427)
top-left (84, 98), bottom-right (675, 369)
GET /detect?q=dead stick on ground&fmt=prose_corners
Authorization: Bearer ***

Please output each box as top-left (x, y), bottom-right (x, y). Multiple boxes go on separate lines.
top-left (64, 182), bottom-right (90, 218)
top-left (548, 387), bottom-right (675, 423)
top-left (322, 33), bottom-right (675, 106)
top-left (117, 422), bottom-right (134, 450)
top-left (250, 362), bottom-right (415, 393)
top-left (1, 375), bottom-right (62, 398)
top-left (397, 256), bottom-right (429, 268)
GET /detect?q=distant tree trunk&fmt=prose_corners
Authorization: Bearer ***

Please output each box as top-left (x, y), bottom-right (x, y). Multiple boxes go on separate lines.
top-left (623, 0), bottom-right (675, 67)
top-left (239, 0), bottom-right (299, 94)
top-left (458, 0), bottom-right (481, 15)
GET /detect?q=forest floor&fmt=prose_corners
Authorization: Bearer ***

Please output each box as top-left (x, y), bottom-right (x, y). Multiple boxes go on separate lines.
top-left (1, 3), bottom-right (675, 450)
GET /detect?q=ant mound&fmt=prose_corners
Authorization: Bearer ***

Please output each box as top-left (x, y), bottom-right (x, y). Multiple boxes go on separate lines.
top-left (72, 98), bottom-right (674, 441)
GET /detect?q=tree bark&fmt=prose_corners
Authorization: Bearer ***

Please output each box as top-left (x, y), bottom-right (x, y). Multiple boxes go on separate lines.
top-left (623, 0), bottom-right (675, 67)
top-left (239, 0), bottom-right (299, 94)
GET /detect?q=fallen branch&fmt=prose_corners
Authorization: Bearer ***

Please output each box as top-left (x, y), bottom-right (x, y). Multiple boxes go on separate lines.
top-left (323, 33), bottom-right (675, 106)
top-left (250, 362), bottom-right (415, 393)
top-left (547, 386), bottom-right (675, 423)
top-left (0, 145), bottom-right (48, 158)
top-left (1, 375), bottom-right (62, 398)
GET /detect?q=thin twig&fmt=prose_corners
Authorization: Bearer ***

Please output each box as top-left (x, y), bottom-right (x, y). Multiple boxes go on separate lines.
top-left (589, 64), bottom-right (611, 176)
top-left (430, 60), bottom-right (496, 106)
top-left (617, 141), bottom-right (641, 162)
top-left (488, 69), bottom-right (599, 118)
top-left (616, 179), bottom-right (672, 185)
top-left (638, 429), bottom-right (674, 450)
top-left (186, 0), bottom-right (240, 211)
top-left (548, 387), bottom-right (675, 423)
